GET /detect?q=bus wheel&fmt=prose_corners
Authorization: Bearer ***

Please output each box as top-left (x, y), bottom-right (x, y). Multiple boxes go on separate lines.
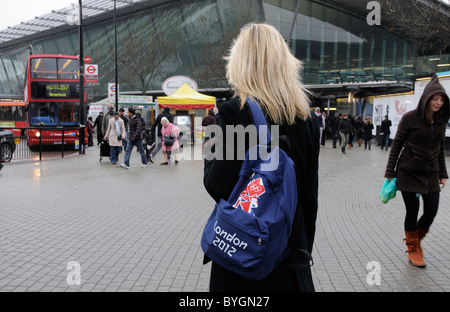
top-left (0, 143), bottom-right (13, 162)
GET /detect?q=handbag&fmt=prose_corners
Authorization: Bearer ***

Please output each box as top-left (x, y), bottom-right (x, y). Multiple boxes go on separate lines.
top-left (163, 135), bottom-right (174, 146)
top-left (379, 178), bottom-right (398, 204)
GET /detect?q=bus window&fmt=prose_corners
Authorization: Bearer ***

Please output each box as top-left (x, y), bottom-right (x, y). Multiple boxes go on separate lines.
top-left (31, 58), bottom-right (57, 79)
top-left (58, 59), bottom-right (79, 80)
top-left (0, 106), bottom-right (13, 121)
top-left (0, 105), bottom-right (26, 122)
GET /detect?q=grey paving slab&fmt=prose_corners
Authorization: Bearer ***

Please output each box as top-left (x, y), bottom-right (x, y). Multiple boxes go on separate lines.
top-left (0, 139), bottom-right (449, 292)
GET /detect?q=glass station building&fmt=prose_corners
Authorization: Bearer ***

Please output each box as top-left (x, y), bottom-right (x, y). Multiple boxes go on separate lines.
top-left (0, 0), bottom-right (449, 113)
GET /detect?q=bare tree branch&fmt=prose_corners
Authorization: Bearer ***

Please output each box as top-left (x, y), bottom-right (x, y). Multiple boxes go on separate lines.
top-left (378, 0), bottom-right (450, 56)
top-left (118, 32), bottom-right (178, 95)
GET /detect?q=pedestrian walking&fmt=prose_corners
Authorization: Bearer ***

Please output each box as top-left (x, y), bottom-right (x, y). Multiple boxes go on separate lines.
top-left (160, 117), bottom-right (180, 165)
top-left (119, 108), bottom-right (129, 152)
top-left (315, 107), bottom-right (324, 146)
top-left (87, 116), bottom-right (94, 147)
top-left (321, 112), bottom-right (327, 146)
top-left (329, 114), bottom-right (340, 148)
top-left (213, 106), bottom-right (220, 125)
top-left (121, 108), bottom-right (148, 169)
top-left (363, 117), bottom-right (374, 150)
top-left (102, 106), bottom-right (115, 137)
top-left (336, 113), bottom-right (352, 154)
top-left (202, 108), bottom-right (217, 143)
top-left (355, 115), bottom-right (365, 147)
top-left (379, 115), bottom-right (392, 151)
top-left (93, 111), bottom-right (103, 145)
top-left (104, 112), bottom-right (126, 165)
top-left (347, 113), bottom-right (356, 149)
top-left (150, 106), bottom-right (172, 163)
top-left (384, 74), bottom-right (449, 267)
top-left (202, 23), bottom-right (320, 292)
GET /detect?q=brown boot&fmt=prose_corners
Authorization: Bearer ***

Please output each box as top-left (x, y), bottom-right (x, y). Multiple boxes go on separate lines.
top-left (417, 225), bottom-right (429, 259)
top-left (358, 138), bottom-right (362, 147)
top-left (404, 230), bottom-right (426, 267)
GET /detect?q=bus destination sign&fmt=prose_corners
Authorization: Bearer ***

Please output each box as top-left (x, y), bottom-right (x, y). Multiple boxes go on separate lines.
top-left (46, 84), bottom-right (70, 98)
top-left (31, 81), bottom-right (79, 99)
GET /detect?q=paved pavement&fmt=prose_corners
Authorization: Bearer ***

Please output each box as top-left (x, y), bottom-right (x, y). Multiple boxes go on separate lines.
top-left (0, 139), bottom-right (449, 292)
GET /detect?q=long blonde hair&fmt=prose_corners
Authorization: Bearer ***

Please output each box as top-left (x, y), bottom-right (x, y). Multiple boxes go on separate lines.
top-left (225, 23), bottom-right (311, 125)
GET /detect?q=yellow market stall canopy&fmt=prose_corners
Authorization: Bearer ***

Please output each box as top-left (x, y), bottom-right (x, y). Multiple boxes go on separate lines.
top-left (157, 83), bottom-right (215, 109)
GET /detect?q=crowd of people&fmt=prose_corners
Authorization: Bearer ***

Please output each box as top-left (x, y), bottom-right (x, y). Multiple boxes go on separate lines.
top-left (90, 105), bottom-right (220, 168)
top-left (91, 106), bottom-right (187, 168)
top-left (315, 108), bottom-right (391, 154)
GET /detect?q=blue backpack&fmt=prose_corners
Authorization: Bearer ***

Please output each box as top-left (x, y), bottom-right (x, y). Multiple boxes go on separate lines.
top-left (201, 98), bottom-right (298, 280)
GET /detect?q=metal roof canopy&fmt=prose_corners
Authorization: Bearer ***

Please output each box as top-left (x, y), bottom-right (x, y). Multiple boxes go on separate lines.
top-left (0, 0), bottom-right (173, 49)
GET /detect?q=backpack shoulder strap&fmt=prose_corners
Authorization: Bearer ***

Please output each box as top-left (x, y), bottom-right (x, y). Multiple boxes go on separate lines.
top-left (246, 97), bottom-right (271, 144)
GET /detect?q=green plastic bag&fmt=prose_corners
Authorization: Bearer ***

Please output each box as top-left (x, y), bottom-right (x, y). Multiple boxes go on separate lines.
top-left (379, 178), bottom-right (398, 204)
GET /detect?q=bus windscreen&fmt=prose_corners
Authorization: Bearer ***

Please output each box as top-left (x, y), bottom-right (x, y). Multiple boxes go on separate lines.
top-left (31, 58), bottom-right (79, 80)
top-left (29, 102), bottom-right (79, 126)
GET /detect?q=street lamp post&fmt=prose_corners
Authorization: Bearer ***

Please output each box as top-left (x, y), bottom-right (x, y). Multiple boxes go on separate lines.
top-left (114, 0), bottom-right (119, 112)
top-left (78, 0), bottom-right (86, 154)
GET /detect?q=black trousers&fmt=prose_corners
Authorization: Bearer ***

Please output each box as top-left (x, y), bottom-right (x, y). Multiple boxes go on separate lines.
top-left (401, 191), bottom-right (440, 232)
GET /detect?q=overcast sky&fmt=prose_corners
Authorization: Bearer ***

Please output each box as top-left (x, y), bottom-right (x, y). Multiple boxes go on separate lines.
top-left (1, 0), bottom-right (449, 31)
top-left (0, 0), bottom-right (75, 31)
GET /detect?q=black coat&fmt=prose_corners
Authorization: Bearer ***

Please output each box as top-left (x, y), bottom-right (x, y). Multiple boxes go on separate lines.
top-left (336, 118), bottom-right (352, 134)
top-left (329, 116), bottom-right (340, 134)
top-left (151, 107), bottom-right (172, 137)
top-left (203, 97), bottom-right (320, 291)
top-left (380, 119), bottom-right (392, 135)
top-left (363, 123), bottom-right (374, 139)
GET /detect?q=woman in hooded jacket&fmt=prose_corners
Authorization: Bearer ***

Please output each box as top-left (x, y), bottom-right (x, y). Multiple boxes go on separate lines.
top-left (385, 74), bottom-right (449, 267)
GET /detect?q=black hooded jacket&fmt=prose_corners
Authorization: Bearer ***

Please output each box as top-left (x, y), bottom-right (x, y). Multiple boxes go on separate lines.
top-left (385, 74), bottom-right (449, 193)
top-left (151, 107), bottom-right (172, 137)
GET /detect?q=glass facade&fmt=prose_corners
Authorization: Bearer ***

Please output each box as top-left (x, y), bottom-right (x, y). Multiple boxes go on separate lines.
top-left (0, 0), bottom-right (449, 99)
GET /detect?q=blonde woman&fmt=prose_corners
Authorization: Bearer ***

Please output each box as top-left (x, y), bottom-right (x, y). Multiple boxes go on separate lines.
top-left (203, 23), bottom-right (320, 292)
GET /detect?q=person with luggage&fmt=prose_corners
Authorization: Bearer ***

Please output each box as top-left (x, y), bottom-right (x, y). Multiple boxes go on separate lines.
top-left (202, 23), bottom-right (320, 292)
top-left (104, 112), bottom-right (126, 165)
top-left (93, 111), bottom-right (104, 145)
top-left (121, 108), bottom-right (148, 169)
top-left (102, 106), bottom-right (115, 138)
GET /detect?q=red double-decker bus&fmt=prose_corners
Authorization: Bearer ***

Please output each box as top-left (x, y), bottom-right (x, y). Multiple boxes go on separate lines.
top-left (0, 54), bottom-right (87, 146)
top-left (26, 54), bottom-right (87, 146)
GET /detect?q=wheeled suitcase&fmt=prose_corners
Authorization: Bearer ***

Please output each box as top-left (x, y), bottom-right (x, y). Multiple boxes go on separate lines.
top-left (100, 140), bottom-right (110, 162)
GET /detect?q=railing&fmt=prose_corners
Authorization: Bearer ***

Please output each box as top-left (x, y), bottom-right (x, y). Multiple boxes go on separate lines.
top-left (0, 126), bottom-right (82, 162)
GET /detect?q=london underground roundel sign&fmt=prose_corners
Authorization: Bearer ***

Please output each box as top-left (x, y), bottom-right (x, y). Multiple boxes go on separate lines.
top-left (162, 76), bottom-right (198, 96)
